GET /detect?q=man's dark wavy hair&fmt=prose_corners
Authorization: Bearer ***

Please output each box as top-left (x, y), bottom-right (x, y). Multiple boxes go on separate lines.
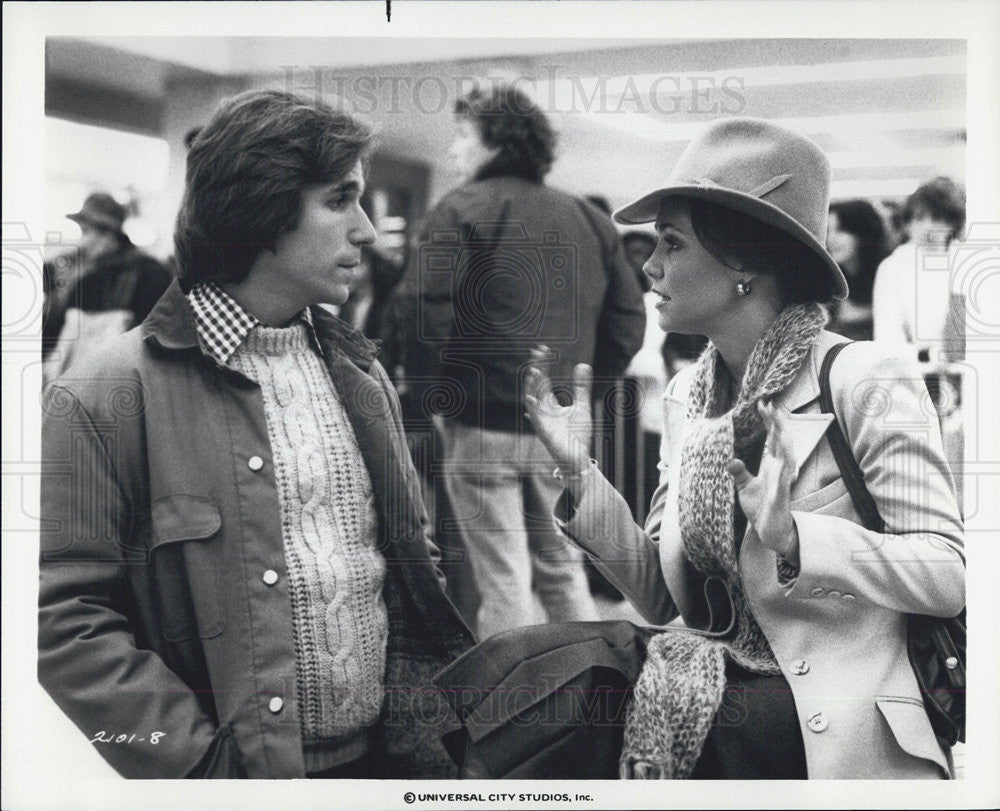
top-left (903, 176), bottom-right (966, 244)
top-left (455, 84), bottom-right (556, 183)
top-left (174, 89), bottom-right (373, 289)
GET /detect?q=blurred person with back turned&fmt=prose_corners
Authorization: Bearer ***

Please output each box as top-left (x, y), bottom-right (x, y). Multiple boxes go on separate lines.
top-left (38, 89), bottom-right (473, 779)
top-left (42, 192), bottom-right (171, 382)
top-left (399, 83), bottom-right (646, 639)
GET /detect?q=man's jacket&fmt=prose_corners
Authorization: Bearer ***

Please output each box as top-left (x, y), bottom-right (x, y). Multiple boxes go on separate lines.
top-left (38, 281), bottom-right (475, 778)
top-left (398, 171), bottom-right (646, 431)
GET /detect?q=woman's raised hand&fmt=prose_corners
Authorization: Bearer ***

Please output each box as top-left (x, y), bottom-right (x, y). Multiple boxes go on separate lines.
top-left (727, 400), bottom-right (800, 564)
top-left (524, 346), bottom-right (593, 476)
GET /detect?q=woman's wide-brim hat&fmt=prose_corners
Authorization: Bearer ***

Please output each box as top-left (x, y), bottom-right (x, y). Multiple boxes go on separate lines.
top-left (613, 117), bottom-right (849, 301)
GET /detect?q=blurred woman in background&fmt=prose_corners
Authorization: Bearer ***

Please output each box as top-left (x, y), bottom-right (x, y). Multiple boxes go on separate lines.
top-left (825, 199), bottom-right (891, 340)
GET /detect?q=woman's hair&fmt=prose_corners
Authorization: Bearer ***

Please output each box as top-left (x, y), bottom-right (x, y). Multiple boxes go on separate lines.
top-left (828, 199), bottom-right (891, 305)
top-left (454, 84), bottom-right (556, 183)
top-left (902, 176), bottom-right (966, 242)
top-left (686, 197), bottom-right (834, 305)
top-left (174, 89), bottom-right (373, 289)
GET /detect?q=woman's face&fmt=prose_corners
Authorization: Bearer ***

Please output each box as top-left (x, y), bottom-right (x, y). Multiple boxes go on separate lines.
top-left (644, 197), bottom-right (745, 335)
top-left (825, 211), bottom-right (860, 270)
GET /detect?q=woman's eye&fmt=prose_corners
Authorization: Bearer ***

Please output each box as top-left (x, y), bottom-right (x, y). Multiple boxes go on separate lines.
top-left (328, 195), bottom-right (350, 210)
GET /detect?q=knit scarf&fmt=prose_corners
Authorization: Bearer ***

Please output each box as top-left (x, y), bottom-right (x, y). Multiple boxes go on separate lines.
top-left (620, 302), bottom-right (828, 779)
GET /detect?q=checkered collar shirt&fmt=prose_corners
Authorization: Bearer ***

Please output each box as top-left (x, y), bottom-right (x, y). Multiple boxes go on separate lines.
top-left (187, 281), bottom-right (319, 366)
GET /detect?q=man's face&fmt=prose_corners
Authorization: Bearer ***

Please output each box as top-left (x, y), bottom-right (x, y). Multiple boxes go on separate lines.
top-left (624, 237), bottom-right (656, 276)
top-left (254, 160), bottom-right (376, 310)
top-left (908, 206), bottom-right (953, 248)
top-left (448, 117), bottom-right (498, 183)
top-left (78, 223), bottom-right (118, 262)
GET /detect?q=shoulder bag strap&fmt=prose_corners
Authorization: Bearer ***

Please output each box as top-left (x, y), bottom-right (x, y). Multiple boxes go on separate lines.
top-left (818, 342), bottom-right (886, 534)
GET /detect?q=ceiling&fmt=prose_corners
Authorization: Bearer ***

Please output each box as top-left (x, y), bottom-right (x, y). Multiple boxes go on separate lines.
top-left (46, 36), bottom-right (967, 212)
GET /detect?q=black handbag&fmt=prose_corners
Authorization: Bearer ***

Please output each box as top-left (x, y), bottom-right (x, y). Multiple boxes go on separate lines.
top-left (819, 342), bottom-right (966, 746)
top-left (433, 620), bottom-right (657, 778)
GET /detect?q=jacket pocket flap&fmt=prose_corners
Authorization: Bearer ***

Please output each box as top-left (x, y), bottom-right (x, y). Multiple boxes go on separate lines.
top-left (151, 495), bottom-right (222, 546)
top-left (790, 476), bottom-right (849, 514)
top-left (875, 696), bottom-right (949, 774)
top-left (465, 639), bottom-right (626, 743)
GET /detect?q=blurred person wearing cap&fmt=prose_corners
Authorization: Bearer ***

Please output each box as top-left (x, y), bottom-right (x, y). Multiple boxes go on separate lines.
top-left (42, 191), bottom-right (171, 380)
top-left (395, 83), bottom-right (645, 641)
top-left (525, 118), bottom-right (963, 779)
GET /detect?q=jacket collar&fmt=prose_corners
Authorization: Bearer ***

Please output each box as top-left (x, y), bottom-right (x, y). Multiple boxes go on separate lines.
top-left (663, 331), bottom-right (842, 480)
top-left (473, 161), bottom-right (544, 184)
top-left (141, 280), bottom-right (201, 351)
top-left (772, 329), bottom-right (846, 413)
top-left (308, 303), bottom-right (379, 372)
top-left (141, 280), bottom-right (380, 372)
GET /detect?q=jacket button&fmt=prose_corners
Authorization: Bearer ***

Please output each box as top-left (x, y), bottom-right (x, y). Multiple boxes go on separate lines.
top-left (945, 656), bottom-right (959, 670)
top-left (828, 590), bottom-right (842, 599)
top-left (807, 711), bottom-right (828, 732)
top-left (810, 587), bottom-right (825, 597)
top-left (842, 593), bottom-right (856, 601)
top-left (790, 659), bottom-right (810, 675)
top-left (248, 456), bottom-right (264, 471)
top-left (262, 570), bottom-right (279, 586)
top-left (268, 697), bottom-right (284, 713)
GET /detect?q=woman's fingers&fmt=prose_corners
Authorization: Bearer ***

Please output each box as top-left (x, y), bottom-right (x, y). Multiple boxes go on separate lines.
top-left (525, 363), bottom-right (553, 404)
top-left (727, 457), bottom-right (753, 488)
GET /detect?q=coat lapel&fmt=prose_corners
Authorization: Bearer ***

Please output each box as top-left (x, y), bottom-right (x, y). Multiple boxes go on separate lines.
top-left (773, 343), bottom-right (834, 481)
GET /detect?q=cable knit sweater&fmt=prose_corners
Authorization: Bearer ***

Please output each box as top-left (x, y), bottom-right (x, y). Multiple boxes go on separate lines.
top-left (230, 322), bottom-right (388, 773)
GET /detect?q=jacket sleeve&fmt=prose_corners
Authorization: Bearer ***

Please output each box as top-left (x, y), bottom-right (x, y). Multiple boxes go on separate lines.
top-left (553, 399), bottom-right (679, 626)
top-left (592, 238), bottom-right (647, 379)
top-left (785, 343), bottom-right (965, 616)
top-left (369, 361), bottom-right (449, 590)
top-left (38, 385), bottom-right (223, 778)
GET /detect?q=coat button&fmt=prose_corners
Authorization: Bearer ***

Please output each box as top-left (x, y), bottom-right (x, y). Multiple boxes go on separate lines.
top-left (810, 587), bottom-right (825, 597)
top-left (945, 656), bottom-right (959, 670)
top-left (807, 711), bottom-right (828, 732)
top-left (262, 569), bottom-right (279, 586)
top-left (842, 593), bottom-right (856, 601)
top-left (268, 697), bottom-right (284, 713)
top-left (248, 455), bottom-right (264, 471)
top-left (828, 590), bottom-right (842, 599)
top-left (790, 659), bottom-right (810, 675)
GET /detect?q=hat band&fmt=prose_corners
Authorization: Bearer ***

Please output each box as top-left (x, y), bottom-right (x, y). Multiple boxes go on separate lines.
top-left (691, 173), bottom-right (792, 199)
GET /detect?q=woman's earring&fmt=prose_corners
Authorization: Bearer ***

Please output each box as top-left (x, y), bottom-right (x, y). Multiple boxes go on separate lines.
top-left (736, 280), bottom-right (752, 296)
